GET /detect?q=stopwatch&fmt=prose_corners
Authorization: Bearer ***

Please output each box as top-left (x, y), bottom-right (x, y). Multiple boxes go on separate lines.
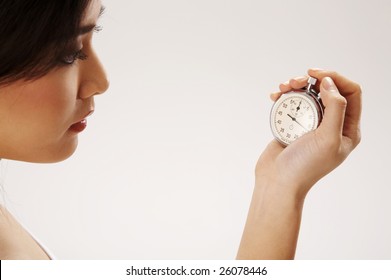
top-left (270, 77), bottom-right (324, 146)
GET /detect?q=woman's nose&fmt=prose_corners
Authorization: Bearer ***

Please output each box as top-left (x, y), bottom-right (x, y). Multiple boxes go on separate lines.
top-left (78, 48), bottom-right (109, 99)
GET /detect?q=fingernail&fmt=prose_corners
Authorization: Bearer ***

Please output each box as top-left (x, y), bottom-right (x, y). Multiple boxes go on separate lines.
top-left (322, 77), bottom-right (337, 91)
top-left (309, 68), bottom-right (324, 72)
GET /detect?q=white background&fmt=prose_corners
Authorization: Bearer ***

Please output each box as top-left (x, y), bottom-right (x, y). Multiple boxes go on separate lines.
top-left (2, 0), bottom-right (391, 259)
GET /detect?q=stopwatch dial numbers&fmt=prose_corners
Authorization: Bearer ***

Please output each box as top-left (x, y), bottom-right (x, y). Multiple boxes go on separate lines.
top-left (290, 99), bottom-right (310, 118)
top-left (273, 96), bottom-right (317, 145)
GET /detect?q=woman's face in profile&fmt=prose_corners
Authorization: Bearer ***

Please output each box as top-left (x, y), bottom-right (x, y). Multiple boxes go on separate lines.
top-left (0, 0), bottom-right (109, 163)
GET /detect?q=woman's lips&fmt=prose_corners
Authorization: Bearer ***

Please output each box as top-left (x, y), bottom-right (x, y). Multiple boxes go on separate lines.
top-left (69, 110), bottom-right (94, 133)
top-left (70, 119), bottom-right (87, 133)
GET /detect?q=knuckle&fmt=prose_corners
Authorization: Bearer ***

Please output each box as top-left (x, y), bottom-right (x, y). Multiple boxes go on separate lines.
top-left (353, 128), bottom-right (362, 147)
top-left (334, 95), bottom-right (347, 108)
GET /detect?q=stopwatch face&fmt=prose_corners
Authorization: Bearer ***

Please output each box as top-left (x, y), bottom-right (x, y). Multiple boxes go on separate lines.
top-left (270, 92), bottom-right (320, 146)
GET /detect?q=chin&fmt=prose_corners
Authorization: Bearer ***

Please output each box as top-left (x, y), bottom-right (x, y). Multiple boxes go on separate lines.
top-left (0, 133), bottom-right (80, 163)
top-left (20, 137), bottom-right (79, 164)
top-left (43, 137), bottom-right (79, 163)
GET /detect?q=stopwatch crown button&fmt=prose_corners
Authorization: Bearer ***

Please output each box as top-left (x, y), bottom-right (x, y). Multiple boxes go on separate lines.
top-left (308, 77), bottom-right (317, 86)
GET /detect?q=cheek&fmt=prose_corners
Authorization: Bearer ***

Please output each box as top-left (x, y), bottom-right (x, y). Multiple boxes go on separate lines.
top-left (37, 85), bottom-right (75, 122)
top-left (0, 68), bottom-right (81, 162)
top-left (14, 75), bottom-right (78, 138)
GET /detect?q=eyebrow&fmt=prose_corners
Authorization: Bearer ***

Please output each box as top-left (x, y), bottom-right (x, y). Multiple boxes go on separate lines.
top-left (78, 6), bottom-right (105, 35)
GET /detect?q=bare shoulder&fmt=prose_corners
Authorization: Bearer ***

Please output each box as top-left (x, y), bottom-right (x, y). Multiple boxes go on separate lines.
top-left (0, 205), bottom-right (18, 235)
top-left (0, 205), bottom-right (50, 260)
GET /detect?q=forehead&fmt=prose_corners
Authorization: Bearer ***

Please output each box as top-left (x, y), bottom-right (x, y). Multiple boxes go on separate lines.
top-left (81, 0), bottom-right (102, 25)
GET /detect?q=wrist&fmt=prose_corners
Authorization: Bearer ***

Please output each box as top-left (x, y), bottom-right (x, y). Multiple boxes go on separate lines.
top-left (254, 174), bottom-right (309, 206)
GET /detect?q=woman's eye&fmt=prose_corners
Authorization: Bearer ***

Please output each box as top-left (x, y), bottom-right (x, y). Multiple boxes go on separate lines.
top-left (62, 50), bottom-right (88, 65)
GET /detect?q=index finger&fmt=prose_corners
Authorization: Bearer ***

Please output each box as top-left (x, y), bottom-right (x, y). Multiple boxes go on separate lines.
top-left (271, 76), bottom-right (309, 101)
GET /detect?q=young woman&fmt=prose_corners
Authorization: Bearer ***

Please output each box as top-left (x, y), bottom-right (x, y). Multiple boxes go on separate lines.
top-left (0, 0), bottom-right (361, 259)
top-left (0, 0), bottom-right (108, 259)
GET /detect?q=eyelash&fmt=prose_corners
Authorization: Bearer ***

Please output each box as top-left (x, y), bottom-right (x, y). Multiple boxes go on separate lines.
top-left (61, 25), bottom-right (103, 65)
top-left (62, 49), bottom-right (88, 65)
top-left (94, 25), bottom-right (103, 32)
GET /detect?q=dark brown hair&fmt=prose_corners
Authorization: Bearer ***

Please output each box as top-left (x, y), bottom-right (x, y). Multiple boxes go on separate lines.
top-left (0, 0), bottom-right (91, 85)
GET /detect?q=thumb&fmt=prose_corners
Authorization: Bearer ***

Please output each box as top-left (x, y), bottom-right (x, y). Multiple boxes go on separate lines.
top-left (318, 77), bottom-right (347, 136)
